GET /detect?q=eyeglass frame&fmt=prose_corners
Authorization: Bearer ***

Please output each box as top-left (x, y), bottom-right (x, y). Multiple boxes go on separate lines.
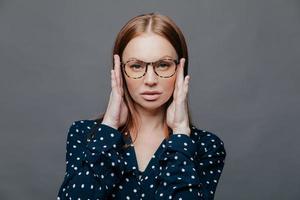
top-left (120, 58), bottom-right (179, 79)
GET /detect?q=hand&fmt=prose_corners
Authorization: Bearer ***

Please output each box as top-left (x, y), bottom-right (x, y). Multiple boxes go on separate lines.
top-left (166, 58), bottom-right (191, 136)
top-left (102, 54), bottom-right (128, 129)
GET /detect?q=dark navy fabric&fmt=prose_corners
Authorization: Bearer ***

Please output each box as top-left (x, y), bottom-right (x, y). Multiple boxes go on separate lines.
top-left (57, 119), bottom-right (226, 200)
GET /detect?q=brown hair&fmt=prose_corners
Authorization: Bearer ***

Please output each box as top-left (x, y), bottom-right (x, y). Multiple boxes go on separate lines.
top-left (89, 12), bottom-right (195, 148)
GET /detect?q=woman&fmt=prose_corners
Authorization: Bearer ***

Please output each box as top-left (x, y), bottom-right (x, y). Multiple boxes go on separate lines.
top-left (57, 12), bottom-right (226, 200)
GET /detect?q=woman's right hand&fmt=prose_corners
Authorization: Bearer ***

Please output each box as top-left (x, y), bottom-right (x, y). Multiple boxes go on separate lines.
top-left (102, 54), bottom-right (129, 130)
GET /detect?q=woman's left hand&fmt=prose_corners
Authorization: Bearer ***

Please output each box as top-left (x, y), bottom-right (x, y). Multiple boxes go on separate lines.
top-left (166, 58), bottom-right (191, 136)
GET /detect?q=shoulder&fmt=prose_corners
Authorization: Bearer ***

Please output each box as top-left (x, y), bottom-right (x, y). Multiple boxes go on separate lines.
top-left (66, 119), bottom-right (99, 143)
top-left (190, 125), bottom-right (226, 158)
top-left (68, 119), bottom-right (98, 132)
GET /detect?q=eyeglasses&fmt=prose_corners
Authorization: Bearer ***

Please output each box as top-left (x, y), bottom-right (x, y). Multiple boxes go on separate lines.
top-left (121, 58), bottom-right (179, 79)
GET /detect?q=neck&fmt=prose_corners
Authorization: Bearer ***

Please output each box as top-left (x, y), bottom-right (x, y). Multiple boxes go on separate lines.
top-left (134, 104), bottom-right (167, 138)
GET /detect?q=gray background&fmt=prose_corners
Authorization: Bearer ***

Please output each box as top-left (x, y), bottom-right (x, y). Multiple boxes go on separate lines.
top-left (1, 0), bottom-right (299, 199)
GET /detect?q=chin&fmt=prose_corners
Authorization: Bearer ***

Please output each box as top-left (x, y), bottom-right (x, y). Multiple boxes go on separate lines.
top-left (136, 96), bottom-right (169, 111)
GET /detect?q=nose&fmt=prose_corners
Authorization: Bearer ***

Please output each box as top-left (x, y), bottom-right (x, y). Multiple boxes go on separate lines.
top-left (144, 64), bottom-right (158, 86)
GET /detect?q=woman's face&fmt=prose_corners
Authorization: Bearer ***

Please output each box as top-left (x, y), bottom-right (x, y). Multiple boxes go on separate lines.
top-left (122, 33), bottom-right (178, 112)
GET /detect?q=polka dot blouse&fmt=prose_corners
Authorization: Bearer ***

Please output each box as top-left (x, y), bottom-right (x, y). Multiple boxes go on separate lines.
top-left (57, 120), bottom-right (226, 200)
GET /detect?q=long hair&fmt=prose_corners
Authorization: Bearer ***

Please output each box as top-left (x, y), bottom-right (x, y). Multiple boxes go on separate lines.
top-left (88, 12), bottom-right (195, 148)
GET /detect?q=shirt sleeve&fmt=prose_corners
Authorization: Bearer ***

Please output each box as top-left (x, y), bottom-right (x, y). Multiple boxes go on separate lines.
top-left (57, 120), bottom-right (125, 200)
top-left (196, 131), bottom-right (226, 199)
top-left (155, 130), bottom-right (226, 200)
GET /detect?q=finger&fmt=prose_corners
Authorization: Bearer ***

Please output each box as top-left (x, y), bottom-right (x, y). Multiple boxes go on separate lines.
top-left (118, 55), bottom-right (124, 88)
top-left (176, 58), bottom-right (185, 88)
top-left (174, 58), bottom-right (183, 99)
top-left (113, 54), bottom-right (119, 87)
top-left (111, 69), bottom-right (117, 89)
top-left (184, 75), bottom-right (190, 94)
top-left (114, 54), bottom-right (122, 88)
top-left (117, 54), bottom-right (125, 95)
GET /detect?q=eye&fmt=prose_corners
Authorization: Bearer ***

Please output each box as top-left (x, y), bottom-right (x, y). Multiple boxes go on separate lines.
top-left (127, 60), bottom-right (145, 71)
top-left (130, 64), bottom-right (142, 69)
top-left (159, 63), bottom-right (169, 67)
top-left (157, 60), bottom-right (172, 68)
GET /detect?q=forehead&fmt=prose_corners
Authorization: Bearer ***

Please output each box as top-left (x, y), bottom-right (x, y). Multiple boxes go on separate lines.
top-left (122, 33), bottom-right (178, 62)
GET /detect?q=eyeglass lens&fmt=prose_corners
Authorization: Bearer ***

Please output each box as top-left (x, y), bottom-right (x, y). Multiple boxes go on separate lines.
top-left (124, 59), bottom-right (177, 78)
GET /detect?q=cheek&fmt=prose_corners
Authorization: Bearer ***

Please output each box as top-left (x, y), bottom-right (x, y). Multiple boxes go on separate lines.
top-left (163, 78), bottom-right (176, 96)
top-left (124, 77), bottom-right (139, 96)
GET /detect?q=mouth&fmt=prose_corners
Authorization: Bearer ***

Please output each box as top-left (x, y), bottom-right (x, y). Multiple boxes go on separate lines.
top-left (140, 93), bottom-right (161, 101)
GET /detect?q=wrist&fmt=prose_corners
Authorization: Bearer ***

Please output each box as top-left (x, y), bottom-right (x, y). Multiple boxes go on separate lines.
top-left (101, 119), bottom-right (118, 130)
top-left (172, 127), bottom-right (191, 136)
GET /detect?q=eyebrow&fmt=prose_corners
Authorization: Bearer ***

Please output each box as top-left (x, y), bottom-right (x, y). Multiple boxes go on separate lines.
top-left (126, 55), bottom-right (175, 62)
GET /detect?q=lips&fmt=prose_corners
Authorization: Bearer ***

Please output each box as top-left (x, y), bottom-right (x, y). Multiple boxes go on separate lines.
top-left (140, 91), bottom-right (162, 95)
top-left (140, 91), bottom-right (162, 101)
